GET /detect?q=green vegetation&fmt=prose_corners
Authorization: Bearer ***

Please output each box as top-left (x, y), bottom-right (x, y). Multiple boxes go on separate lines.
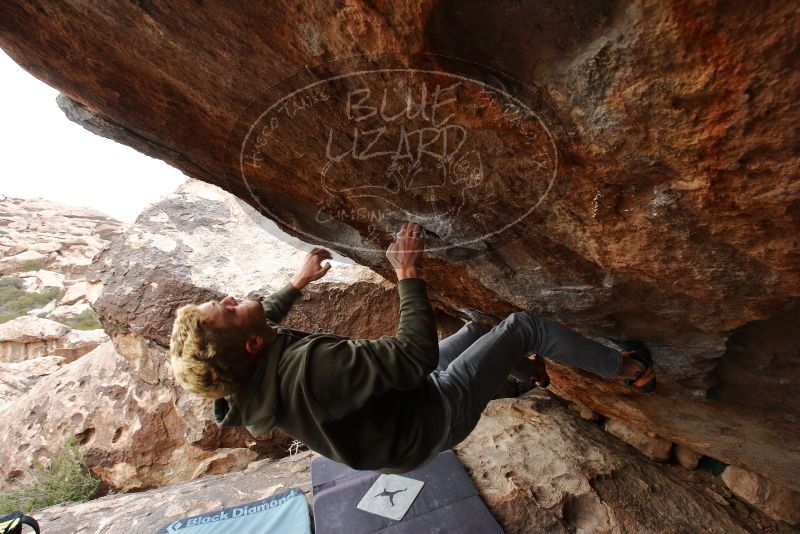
top-left (0, 438), bottom-right (100, 515)
top-left (20, 259), bottom-right (45, 272)
top-left (0, 276), bottom-right (62, 324)
top-left (60, 309), bottom-right (102, 330)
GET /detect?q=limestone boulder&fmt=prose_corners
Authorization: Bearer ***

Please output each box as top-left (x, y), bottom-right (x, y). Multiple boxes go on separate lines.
top-left (603, 418), bottom-right (673, 462)
top-left (455, 391), bottom-right (791, 534)
top-left (722, 466), bottom-right (800, 526)
top-left (0, 196), bottom-right (125, 280)
top-left (0, 316), bottom-right (107, 363)
top-left (0, 355), bottom-right (66, 411)
top-left (0, 341), bottom-right (220, 493)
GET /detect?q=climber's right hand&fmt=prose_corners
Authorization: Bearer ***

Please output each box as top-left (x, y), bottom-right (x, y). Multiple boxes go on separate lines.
top-left (386, 222), bottom-right (424, 280)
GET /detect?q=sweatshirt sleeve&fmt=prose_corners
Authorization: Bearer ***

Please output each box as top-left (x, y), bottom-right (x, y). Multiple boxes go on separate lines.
top-left (306, 278), bottom-right (439, 420)
top-left (262, 283), bottom-right (302, 323)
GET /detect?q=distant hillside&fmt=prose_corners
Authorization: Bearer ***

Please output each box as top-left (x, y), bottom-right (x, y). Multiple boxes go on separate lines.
top-left (0, 194), bottom-right (126, 327)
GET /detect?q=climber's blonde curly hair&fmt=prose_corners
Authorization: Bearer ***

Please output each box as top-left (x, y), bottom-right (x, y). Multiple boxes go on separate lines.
top-left (169, 303), bottom-right (250, 399)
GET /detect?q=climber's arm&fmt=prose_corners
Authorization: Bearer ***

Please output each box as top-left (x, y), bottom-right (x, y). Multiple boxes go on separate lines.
top-left (262, 248), bottom-right (332, 323)
top-left (306, 223), bottom-right (438, 420)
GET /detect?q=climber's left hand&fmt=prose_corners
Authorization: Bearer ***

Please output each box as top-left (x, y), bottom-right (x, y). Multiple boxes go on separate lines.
top-left (291, 247), bottom-right (332, 289)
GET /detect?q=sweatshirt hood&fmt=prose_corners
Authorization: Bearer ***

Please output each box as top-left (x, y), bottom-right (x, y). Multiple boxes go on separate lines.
top-left (213, 335), bottom-right (284, 435)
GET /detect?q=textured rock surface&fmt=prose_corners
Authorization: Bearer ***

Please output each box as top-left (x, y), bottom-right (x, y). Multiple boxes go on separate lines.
top-left (603, 418), bottom-right (673, 462)
top-left (32, 451), bottom-right (317, 534)
top-left (0, 0), bottom-right (798, 491)
top-left (0, 194), bottom-right (125, 284)
top-left (0, 341), bottom-right (217, 493)
top-left (0, 355), bottom-right (66, 410)
top-left (675, 444), bottom-right (703, 470)
top-left (0, 316), bottom-right (107, 363)
top-left (0, 195), bottom-right (124, 334)
top-left (455, 391), bottom-right (790, 534)
top-left (722, 466), bottom-right (800, 526)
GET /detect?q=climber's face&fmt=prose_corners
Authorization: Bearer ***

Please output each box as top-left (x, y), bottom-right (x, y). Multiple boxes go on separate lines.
top-left (197, 295), bottom-right (272, 355)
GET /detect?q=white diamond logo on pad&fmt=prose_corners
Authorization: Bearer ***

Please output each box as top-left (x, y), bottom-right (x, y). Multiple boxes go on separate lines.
top-left (356, 474), bottom-right (424, 521)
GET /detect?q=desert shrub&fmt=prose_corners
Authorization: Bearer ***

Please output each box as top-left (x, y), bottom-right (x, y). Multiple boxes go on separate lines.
top-left (20, 259), bottom-right (45, 272)
top-left (0, 276), bottom-right (22, 289)
top-left (0, 282), bottom-right (61, 324)
top-left (60, 309), bottom-right (102, 331)
top-left (0, 437), bottom-right (100, 515)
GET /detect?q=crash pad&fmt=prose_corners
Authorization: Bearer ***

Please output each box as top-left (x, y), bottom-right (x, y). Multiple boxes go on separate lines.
top-left (311, 450), bottom-right (502, 533)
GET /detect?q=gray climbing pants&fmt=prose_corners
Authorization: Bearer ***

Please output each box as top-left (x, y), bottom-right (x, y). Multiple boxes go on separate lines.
top-left (426, 312), bottom-right (623, 454)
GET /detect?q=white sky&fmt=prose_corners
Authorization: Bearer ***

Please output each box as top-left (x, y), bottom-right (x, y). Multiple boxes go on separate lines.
top-left (0, 49), bottom-right (185, 223)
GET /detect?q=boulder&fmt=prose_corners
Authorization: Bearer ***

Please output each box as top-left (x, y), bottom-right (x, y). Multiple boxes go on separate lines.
top-left (0, 250), bottom-right (46, 276)
top-left (455, 391), bottom-right (790, 533)
top-left (0, 341), bottom-right (220, 492)
top-left (675, 444), bottom-right (703, 471)
top-left (1, 0), bottom-right (798, 492)
top-left (0, 316), bottom-right (107, 363)
top-left (0, 355), bottom-right (66, 411)
top-left (45, 303), bottom-right (92, 322)
top-left (87, 178), bottom-right (400, 347)
top-left (190, 447), bottom-right (260, 479)
top-left (17, 269), bottom-right (64, 291)
top-left (603, 418), bottom-right (673, 462)
top-left (59, 281), bottom-right (88, 306)
top-left (0, 196), bottom-right (124, 281)
top-left (722, 466), bottom-right (800, 526)
top-left (25, 298), bottom-right (57, 317)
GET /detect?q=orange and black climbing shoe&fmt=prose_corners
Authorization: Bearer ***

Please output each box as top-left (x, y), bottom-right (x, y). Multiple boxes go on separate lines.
top-left (611, 339), bottom-right (656, 393)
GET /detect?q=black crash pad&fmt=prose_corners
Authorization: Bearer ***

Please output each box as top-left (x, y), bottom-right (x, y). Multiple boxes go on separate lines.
top-left (311, 450), bottom-right (502, 533)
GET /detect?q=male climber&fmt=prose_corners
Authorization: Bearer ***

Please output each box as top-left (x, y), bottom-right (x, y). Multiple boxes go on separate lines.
top-left (169, 222), bottom-right (655, 473)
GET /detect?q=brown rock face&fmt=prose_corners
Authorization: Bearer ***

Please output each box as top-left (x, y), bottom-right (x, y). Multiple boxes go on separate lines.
top-left (603, 418), bottom-right (673, 462)
top-left (455, 391), bottom-right (787, 534)
top-left (1, 1), bottom-right (798, 490)
top-left (722, 466), bottom-right (800, 526)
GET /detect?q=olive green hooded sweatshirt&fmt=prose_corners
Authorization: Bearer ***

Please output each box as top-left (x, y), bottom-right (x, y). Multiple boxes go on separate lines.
top-left (214, 278), bottom-right (447, 473)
